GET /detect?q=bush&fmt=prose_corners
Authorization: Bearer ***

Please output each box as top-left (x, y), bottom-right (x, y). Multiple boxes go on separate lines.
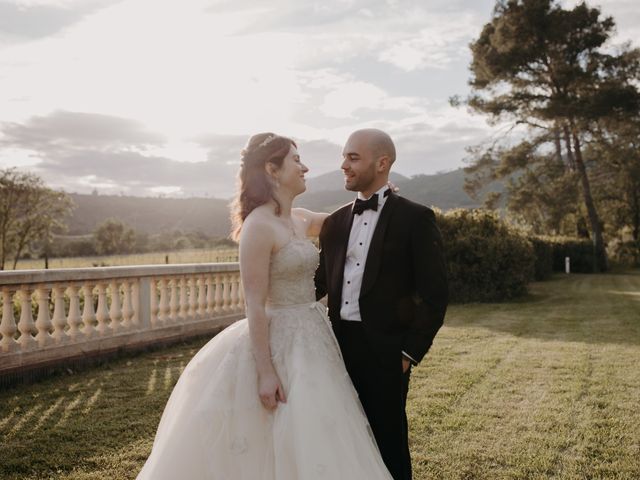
top-left (608, 239), bottom-right (640, 268)
top-left (529, 236), bottom-right (554, 281)
top-left (437, 209), bottom-right (535, 303)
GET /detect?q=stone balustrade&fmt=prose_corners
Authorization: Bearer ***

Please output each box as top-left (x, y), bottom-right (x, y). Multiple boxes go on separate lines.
top-left (0, 263), bottom-right (245, 379)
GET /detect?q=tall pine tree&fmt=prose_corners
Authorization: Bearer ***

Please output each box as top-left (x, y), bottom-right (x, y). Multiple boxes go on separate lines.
top-left (459, 0), bottom-right (640, 271)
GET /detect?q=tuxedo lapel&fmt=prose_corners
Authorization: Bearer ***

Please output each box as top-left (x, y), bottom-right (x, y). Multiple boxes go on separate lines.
top-left (360, 192), bottom-right (398, 298)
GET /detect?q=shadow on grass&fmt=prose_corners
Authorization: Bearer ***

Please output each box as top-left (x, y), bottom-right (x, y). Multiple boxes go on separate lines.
top-left (0, 337), bottom-right (208, 480)
top-left (444, 271), bottom-right (640, 347)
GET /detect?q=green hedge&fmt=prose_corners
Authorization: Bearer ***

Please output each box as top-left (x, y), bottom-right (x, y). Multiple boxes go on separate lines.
top-left (437, 209), bottom-right (534, 303)
top-left (528, 237), bottom-right (554, 281)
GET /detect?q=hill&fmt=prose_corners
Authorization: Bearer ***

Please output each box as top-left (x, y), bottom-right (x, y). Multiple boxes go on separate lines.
top-left (67, 194), bottom-right (231, 236)
top-left (296, 168), bottom-right (489, 211)
top-left (65, 169), bottom-right (494, 235)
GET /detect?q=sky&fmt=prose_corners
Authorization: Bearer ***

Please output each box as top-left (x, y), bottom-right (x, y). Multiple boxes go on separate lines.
top-left (0, 0), bottom-right (638, 198)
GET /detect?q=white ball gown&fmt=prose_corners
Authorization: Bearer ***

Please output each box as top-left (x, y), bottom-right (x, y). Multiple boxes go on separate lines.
top-left (137, 237), bottom-right (393, 479)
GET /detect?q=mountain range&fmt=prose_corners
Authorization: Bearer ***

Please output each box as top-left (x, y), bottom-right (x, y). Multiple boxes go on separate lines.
top-left (65, 168), bottom-right (493, 236)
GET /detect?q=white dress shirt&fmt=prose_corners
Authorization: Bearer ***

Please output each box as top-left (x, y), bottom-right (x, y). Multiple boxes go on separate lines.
top-left (340, 185), bottom-right (389, 321)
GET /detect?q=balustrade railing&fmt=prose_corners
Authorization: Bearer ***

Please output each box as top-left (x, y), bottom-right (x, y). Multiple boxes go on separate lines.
top-left (0, 263), bottom-right (244, 378)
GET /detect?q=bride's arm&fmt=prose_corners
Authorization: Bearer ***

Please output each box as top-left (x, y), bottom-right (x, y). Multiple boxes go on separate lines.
top-left (292, 207), bottom-right (329, 237)
top-left (239, 218), bottom-right (286, 410)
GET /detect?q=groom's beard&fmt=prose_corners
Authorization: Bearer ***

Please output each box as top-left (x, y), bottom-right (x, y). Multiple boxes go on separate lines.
top-left (344, 165), bottom-right (377, 193)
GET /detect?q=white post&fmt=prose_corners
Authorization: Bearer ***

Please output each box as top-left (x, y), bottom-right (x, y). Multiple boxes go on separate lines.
top-left (565, 256), bottom-right (570, 274)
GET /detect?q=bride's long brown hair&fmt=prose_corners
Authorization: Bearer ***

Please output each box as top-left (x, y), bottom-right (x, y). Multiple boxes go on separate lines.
top-left (230, 132), bottom-right (297, 241)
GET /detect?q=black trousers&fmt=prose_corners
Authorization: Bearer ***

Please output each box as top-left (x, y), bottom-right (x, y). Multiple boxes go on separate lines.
top-left (336, 320), bottom-right (412, 480)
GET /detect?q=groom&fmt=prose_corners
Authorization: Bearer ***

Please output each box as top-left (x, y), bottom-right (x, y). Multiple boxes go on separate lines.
top-left (315, 128), bottom-right (449, 480)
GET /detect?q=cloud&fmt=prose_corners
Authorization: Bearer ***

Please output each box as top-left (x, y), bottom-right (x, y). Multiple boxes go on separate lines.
top-left (193, 133), bottom-right (250, 164)
top-left (0, 111), bottom-right (239, 197)
top-left (36, 149), bottom-right (237, 197)
top-left (296, 138), bottom-right (342, 175)
top-left (0, 0), bottom-right (119, 46)
top-left (0, 110), bottom-right (165, 152)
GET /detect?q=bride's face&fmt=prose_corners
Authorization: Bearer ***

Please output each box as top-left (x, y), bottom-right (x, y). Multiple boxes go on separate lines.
top-left (274, 144), bottom-right (308, 196)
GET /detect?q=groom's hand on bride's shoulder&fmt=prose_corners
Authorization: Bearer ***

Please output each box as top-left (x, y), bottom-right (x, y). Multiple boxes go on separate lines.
top-left (402, 357), bottom-right (411, 373)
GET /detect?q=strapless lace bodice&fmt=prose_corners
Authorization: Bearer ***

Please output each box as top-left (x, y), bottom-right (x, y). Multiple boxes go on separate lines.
top-left (267, 237), bottom-right (318, 306)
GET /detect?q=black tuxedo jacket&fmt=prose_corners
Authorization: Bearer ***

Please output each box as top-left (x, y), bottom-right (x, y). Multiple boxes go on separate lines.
top-left (314, 192), bottom-right (449, 364)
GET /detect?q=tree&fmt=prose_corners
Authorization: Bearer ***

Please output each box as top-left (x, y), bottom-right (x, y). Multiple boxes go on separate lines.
top-left (93, 218), bottom-right (136, 255)
top-left (457, 0), bottom-right (640, 271)
top-left (0, 169), bottom-right (74, 270)
top-left (587, 116), bottom-right (640, 264)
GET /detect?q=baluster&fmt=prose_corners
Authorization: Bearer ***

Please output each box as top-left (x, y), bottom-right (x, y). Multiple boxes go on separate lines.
top-left (150, 278), bottom-right (160, 327)
top-left (179, 277), bottom-right (189, 322)
top-left (188, 276), bottom-right (198, 320)
top-left (0, 288), bottom-right (18, 352)
top-left (222, 274), bottom-right (231, 313)
top-left (95, 282), bottom-right (111, 336)
top-left (230, 274), bottom-right (239, 313)
top-left (81, 283), bottom-right (97, 338)
top-left (238, 278), bottom-right (245, 313)
top-left (158, 278), bottom-right (169, 326)
top-left (18, 287), bottom-right (37, 350)
top-left (109, 280), bottom-right (122, 333)
top-left (169, 277), bottom-right (179, 324)
top-left (50, 285), bottom-right (68, 344)
top-left (197, 275), bottom-right (207, 320)
top-left (214, 274), bottom-right (224, 314)
top-left (132, 280), bottom-right (141, 328)
top-left (67, 284), bottom-right (83, 342)
top-left (206, 274), bottom-right (215, 316)
top-left (121, 280), bottom-right (134, 330)
top-left (34, 286), bottom-right (53, 347)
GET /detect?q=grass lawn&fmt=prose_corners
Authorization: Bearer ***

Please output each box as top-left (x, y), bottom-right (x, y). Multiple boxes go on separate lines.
top-left (1, 271), bottom-right (639, 479)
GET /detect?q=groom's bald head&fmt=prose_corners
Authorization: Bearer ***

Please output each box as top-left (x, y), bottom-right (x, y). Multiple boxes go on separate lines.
top-left (342, 128), bottom-right (396, 196)
top-left (349, 128), bottom-right (396, 167)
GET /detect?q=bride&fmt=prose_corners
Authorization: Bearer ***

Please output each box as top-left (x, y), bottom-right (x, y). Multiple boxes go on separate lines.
top-left (136, 133), bottom-right (393, 479)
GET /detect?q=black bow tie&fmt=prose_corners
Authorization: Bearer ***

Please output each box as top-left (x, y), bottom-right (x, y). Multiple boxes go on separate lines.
top-left (352, 189), bottom-right (390, 216)
top-left (352, 195), bottom-right (378, 215)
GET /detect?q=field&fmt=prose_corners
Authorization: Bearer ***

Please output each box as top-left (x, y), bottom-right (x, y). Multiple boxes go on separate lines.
top-left (10, 247), bottom-right (239, 270)
top-left (1, 271), bottom-right (639, 479)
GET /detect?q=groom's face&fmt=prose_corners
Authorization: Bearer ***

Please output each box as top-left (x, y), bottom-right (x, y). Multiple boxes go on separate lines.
top-left (341, 133), bottom-right (377, 193)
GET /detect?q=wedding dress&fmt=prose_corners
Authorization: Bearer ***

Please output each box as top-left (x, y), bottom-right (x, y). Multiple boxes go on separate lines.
top-left (137, 237), bottom-right (392, 479)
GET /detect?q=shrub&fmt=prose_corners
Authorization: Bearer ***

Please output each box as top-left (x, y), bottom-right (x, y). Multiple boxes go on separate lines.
top-left (437, 209), bottom-right (535, 303)
top-left (528, 236), bottom-right (554, 281)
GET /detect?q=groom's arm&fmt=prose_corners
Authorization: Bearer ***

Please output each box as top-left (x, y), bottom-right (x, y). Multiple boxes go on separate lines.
top-left (402, 207), bottom-right (449, 364)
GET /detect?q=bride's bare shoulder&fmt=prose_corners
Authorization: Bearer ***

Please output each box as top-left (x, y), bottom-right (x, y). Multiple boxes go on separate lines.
top-left (240, 207), bottom-right (277, 247)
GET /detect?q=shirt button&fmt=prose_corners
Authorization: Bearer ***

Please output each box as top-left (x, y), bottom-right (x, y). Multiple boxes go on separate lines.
top-left (364, 222), bottom-right (368, 226)
top-left (345, 301), bottom-right (349, 304)
top-left (356, 263), bottom-right (360, 266)
top-left (359, 242), bottom-right (363, 246)
top-left (347, 281), bottom-right (351, 284)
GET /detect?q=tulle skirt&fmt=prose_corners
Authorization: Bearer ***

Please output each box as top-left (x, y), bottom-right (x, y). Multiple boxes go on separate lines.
top-left (137, 301), bottom-right (392, 479)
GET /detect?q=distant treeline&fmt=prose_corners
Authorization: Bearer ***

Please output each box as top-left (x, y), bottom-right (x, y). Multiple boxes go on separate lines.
top-left (40, 219), bottom-right (236, 260)
top-left (66, 193), bottom-right (232, 236)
